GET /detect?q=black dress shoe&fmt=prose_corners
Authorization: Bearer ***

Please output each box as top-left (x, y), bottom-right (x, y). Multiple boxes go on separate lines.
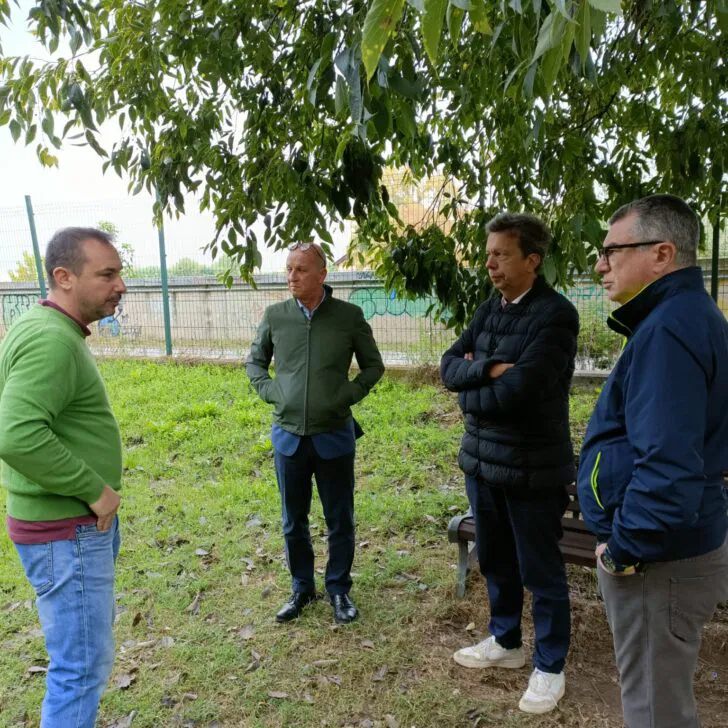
top-left (275, 592), bottom-right (316, 622)
top-left (330, 593), bottom-right (359, 624)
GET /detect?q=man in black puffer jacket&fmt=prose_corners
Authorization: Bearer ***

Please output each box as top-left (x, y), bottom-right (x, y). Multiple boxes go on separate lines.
top-left (441, 213), bottom-right (579, 715)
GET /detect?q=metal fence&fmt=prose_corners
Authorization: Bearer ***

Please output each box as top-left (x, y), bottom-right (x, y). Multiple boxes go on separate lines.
top-left (0, 196), bottom-right (726, 371)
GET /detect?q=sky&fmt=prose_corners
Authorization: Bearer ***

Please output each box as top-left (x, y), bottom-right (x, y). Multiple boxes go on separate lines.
top-left (0, 2), bottom-right (352, 279)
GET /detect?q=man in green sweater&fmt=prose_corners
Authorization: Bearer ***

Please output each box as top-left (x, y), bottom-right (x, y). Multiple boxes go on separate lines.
top-left (0, 227), bottom-right (126, 728)
top-left (247, 242), bottom-right (384, 624)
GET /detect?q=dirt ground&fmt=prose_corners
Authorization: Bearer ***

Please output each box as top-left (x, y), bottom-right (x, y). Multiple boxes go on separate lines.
top-left (429, 566), bottom-right (728, 727)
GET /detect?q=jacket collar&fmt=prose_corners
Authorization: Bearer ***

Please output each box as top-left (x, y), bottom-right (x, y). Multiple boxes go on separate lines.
top-left (608, 266), bottom-right (705, 337)
top-left (498, 275), bottom-right (549, 309)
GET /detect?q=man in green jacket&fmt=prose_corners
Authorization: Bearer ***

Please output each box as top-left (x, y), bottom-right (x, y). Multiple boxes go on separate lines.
top-left (247, 242), bottom-right (384, 623)
top-left (0, 227), bottom-right (126, 728)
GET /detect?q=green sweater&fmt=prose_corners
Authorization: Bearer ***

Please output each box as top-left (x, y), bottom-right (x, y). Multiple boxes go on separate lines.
top-left (246, 288), bottom-right (384, 434)
top-left (0, 304), bottom-right (122, 521)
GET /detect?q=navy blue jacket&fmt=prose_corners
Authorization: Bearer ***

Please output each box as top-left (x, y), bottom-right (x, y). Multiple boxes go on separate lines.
top-left (577, 267), bottom-right (728, 565)
top-left (441, 276), bottom-right (579, 490)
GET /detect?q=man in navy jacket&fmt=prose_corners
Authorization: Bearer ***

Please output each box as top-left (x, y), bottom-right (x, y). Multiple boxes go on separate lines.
top-left (441, 213), bottom-right (579, 715)
top-left (577, 194), bottom-right (728, 728)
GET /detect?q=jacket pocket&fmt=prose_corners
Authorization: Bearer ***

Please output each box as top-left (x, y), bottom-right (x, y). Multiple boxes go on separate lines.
top-left (591, 439), bottom-right (634, 513)
top-left (590, 451), bottom-right (604, 510)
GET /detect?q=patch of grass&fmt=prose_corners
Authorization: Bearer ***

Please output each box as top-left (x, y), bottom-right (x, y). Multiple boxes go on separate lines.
top-left (1, 363), bottom-right (614, 728)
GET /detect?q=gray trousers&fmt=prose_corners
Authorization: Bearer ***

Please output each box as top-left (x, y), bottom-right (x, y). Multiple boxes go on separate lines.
top-left (598, 538), bottom-right (728, 728)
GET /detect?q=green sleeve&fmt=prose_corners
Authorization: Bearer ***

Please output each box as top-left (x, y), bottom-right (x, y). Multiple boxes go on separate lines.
top-left (245, 308), bottom-right (277, 403)
top-left (0, 337), bottom-right (106, 503)
top-left (349, 307), bottom-right (385, 404)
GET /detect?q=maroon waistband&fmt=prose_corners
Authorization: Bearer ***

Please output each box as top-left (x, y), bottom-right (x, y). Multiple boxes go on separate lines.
top-left (6, 514), bottom-right (98, 544)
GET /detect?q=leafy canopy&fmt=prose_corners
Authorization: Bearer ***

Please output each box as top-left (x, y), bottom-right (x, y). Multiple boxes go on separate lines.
top-left (0, 0), bottom-right (726, 327)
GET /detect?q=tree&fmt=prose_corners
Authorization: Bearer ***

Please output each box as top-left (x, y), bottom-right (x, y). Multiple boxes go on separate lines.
top-left (9, 250), bottom-right (41, 282)
top-left (96, 220), bottom-right (135, 276)
top-left (0, 1), bottom-right (725, 327)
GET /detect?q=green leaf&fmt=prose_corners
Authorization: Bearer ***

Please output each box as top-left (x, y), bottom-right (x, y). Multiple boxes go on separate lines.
top-left (422, 0), bottom-right (448, 66)
top-left (361, 0), bottom-right (406, 81)
top-left (539, 45), bottom-right (562, 98)
top-left (532, 10), bottom-right (567, 63)
top-left (394, 100), bottom-right (416, 138)
top-left (446, 3), bottom-right (464, 46)
top-left (586, 0), bottom-right (622, 13)
top-left (574, 2), bottom-right (590, 69)
top-left (469, 0), bottom-right (492, 33)
top-left (335, 75), bottom-right (347, 115)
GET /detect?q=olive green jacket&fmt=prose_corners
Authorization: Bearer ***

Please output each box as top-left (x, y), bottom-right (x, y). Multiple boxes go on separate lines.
top-left (246, 286), bottom-right (384, 434)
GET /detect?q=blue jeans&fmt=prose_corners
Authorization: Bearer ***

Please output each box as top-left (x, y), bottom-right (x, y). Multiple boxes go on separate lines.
top-left (274, 437), bottom-right (356, 596)
top-left (15, 517), bottom-right (120, 728)
top-left (465, 477), bottom-right (570, 674)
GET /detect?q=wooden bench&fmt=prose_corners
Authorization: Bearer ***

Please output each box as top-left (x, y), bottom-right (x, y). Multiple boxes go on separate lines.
top-left (448, 474), bottom-right (728, 598)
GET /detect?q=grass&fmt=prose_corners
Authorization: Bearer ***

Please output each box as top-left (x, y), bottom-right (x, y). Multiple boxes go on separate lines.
top-left (0, 363), bottom-right (619, 728)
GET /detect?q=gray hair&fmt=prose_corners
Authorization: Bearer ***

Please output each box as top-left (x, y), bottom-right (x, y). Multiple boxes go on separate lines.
top-left (45, 227), bottom-right (114, 288)
top-left (609, 194), bottom-right (698, 267)
top-left (485, 212), bottom-right (551, 271)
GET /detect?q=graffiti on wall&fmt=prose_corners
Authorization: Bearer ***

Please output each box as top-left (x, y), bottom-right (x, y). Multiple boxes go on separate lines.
top-left (98, 304), bottom-right (141, 339)
top-left (2, 294), bottom-right (33, 327)
top-left (348, 288), bottom-right (437, 320)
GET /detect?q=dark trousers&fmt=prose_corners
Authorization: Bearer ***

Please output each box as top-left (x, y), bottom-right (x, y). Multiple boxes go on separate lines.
top-left (465, 475), bottom-right (571, 674)
top-left (274, 437), bottom-right (355, 596)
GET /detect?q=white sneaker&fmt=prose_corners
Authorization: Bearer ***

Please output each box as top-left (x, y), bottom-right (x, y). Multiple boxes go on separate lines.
top-left (453, 635), bottom-right (526, 669)
top-left (518, 668), bottom-right (565, 714)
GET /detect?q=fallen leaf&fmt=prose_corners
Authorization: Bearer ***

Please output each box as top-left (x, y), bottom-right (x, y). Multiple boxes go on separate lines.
top-left (327, 674), bottom-right (342, 686)
top-left (182, 692), bottom-right (198, 701)
top-left (106, 710), bottom-right (137, 728)
top-left (186, 593), bottom-right (202, 615)
top-left (238, 625), bottom-right (255, 641)
top-left (27, 665), bottom-right (47, 675)
top-left (361, 640), bottom-right (375, 650)
top-left (268, 691), bottom-right (289, 699)
top-left (131, 612), bottom-right (143, 627)
top-left (465, 622), bottom-right (476, 631)
top-left (114, 673), bottom-right (136, 690)
top-left (372, 665), bottom-right (388, 682)
top-left (241, 574), bottom-right (250, 586)
top-left (312, 659), bottom-right (338, 667)
top-left (424, 514), bottom-right (437, 523)
top-left (194, 548), bottom-right (210, 557)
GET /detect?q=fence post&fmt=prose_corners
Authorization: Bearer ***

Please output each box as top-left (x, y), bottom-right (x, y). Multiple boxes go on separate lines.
top-left (155, 193), bottom-right (173, 356)
top-left (24, 195), bottom-right (47, 298)
top-left (711, 211), bottom-right (720, 303)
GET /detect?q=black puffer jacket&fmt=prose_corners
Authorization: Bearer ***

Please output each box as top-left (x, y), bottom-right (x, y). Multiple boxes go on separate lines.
top-left (441, 276), bottom-right (579, 491)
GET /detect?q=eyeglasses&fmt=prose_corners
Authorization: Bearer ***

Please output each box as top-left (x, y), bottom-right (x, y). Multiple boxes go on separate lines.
top-left (597, 240), bottom-right (664, 263)
top-left (288, 242), bottom-right (327, 265)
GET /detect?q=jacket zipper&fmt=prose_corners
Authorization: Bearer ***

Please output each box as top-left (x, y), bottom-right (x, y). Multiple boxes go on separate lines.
top-left (303, 318), bottom-right (311, 433)
top-left (590, 451), bottom-right (604, 510)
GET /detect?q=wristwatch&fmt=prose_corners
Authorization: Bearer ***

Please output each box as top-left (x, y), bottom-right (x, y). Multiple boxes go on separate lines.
top-left (600, 546), bottom-right (640, 575)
